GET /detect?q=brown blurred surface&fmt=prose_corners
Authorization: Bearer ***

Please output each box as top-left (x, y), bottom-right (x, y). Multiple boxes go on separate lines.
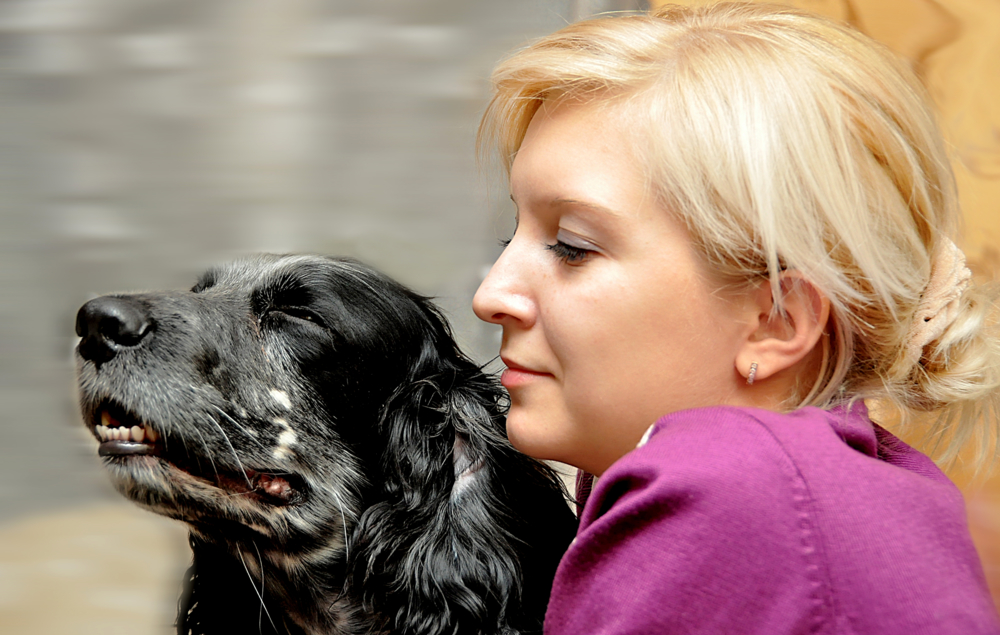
top-left (0, 503), bottom-right (189, 635)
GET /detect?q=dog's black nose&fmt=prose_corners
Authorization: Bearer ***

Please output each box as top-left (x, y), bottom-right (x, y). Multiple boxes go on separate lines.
top-left (76, 296), bottom-right (153, 363)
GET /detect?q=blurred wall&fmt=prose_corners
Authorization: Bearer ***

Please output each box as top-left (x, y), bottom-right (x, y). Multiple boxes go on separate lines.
top-left (0, 0), bottom-right (558, 522)
top-left (0, 1), bottom-right (642, 633)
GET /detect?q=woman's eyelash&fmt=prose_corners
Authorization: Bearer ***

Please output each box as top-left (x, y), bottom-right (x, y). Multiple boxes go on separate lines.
top-left (499, 237), bottom-right (512, 248)
top-left (546, 241), bottom-right (592, 264)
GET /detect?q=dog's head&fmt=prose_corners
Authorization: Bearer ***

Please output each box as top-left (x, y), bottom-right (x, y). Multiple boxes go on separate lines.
top-left (75, 254), bottom-right (480, 547)
top-left (75, 254), bottom-right (575, 634)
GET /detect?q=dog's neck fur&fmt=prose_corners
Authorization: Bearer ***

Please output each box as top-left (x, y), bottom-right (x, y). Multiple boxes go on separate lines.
top-left (240, 541), bottom-right (355, 634)
top-left (185, 509), bottom-right (365, 634)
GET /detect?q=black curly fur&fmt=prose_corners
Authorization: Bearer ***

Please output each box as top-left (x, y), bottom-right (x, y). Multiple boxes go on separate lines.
top-left (74, 254), bottom-right (577, 635)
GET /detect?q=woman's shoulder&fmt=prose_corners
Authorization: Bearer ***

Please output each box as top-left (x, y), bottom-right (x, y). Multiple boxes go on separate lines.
top-left (562, 404), bottom-right (997, 635)
top-left (635, 402), bottom-right (876, 460)
top-left (555, 407), bottom-right (845, 634)
top-left (587, 403), bottom-right (964, 532)
top-left (581, 405), bottom-right (820, 530)
top-left (616, 403), bottom-right (955, 492)
top-left (591, 405), bottom-right (863, 507)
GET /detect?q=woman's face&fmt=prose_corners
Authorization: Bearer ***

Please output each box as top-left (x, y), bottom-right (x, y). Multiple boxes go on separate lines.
top-left (473, 99), bottom-right (754, 475)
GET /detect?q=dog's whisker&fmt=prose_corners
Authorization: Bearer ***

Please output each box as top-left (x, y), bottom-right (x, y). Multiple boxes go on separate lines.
top-left (238, 544), bottom-right (278, 634)
top-left (201, 413), bottom-right (254, 489)
top-left (329, 487), bottom-right (351, 564)
top-left (173, 421), bottom-right (247, 502)
top-left (251, 541), bottom-right (271, 634)
top-left (211, 405), bottom-right (271, 453)
top-left (189, 424), bottom-right (220, 482)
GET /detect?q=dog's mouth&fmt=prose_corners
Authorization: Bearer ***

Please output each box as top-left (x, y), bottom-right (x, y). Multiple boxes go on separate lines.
top-left (90, 402), bottom-right (305, 506)
top-left (209, 468), bottom-right (302, 504)
top-left (94, 406), bottom-right (163, 457)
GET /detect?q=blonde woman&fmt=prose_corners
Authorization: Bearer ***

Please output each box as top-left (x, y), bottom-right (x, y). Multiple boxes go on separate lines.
top-left (473, 3), bottom-right (1000, 633)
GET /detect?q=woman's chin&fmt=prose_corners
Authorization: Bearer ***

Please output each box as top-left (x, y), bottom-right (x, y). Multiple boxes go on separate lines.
top-left (504, 409), bottom-right (573, 465)
top-left (504, 419), bottom-right (544, 459)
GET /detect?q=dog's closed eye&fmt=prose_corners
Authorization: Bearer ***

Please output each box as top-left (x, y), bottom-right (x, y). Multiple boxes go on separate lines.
top-left (270, 306), bottom-right (326, 328)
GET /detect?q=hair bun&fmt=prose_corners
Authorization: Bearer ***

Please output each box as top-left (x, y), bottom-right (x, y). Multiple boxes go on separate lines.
top-left (902, 239), bottom-right (972, 368)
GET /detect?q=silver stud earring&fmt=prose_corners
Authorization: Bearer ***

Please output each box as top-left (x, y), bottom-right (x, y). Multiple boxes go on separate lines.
top-left (746, 362), bottom-right (758, 386)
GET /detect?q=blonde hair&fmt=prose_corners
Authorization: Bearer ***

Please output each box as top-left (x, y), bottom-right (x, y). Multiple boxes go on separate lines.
top-left (478, 2), bottom-right (1000, 468)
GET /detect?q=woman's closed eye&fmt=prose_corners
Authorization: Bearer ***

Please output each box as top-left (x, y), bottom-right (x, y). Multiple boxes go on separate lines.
top-left (547, 229), bottom-right (598, 265)
top-left (546, 241), bottom-right (591, 264)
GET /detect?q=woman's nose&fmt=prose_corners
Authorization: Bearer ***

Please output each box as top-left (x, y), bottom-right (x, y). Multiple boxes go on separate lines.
top-left (473, 244), bottom-right (536, 328)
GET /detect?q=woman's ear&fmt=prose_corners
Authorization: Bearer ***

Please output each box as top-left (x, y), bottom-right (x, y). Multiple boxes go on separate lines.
top-left (735, 271), bottom-right (830, 385)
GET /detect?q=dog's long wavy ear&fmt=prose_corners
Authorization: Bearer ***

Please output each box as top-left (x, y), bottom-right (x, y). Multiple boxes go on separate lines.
top-left (346, 347), bottom-right (577, 635)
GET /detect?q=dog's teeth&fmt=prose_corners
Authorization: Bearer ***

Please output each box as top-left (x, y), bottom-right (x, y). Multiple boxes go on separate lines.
top-left (94, 412), bottom-right (159, 444)
top-left (94, 423), bottom-right (157, 444)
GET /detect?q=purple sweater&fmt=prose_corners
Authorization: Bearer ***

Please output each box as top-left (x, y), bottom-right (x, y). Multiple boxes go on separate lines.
top-left (544, 404), bottom-right (1000, 634)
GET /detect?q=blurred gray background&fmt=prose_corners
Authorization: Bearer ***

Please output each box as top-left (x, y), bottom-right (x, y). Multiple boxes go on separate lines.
top-left (0, 0), bottom-right (643, 632)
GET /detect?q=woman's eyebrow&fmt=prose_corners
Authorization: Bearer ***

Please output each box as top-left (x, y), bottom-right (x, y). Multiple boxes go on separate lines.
top-left (509, 194), bottom-right (625, 220)
top-left (551, 197), bottom-right (624, 218)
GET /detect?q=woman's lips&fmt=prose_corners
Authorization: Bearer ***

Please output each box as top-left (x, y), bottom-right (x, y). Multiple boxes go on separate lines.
top-left (500, 358), bottom-right (551, 388)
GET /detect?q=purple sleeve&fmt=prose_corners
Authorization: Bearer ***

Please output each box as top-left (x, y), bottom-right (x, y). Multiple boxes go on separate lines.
top-left (544, 411), bottom-right (828, 635)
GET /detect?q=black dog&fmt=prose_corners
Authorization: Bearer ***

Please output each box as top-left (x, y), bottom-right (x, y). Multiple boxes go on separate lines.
top-left (74, 254), bottom-right (577, 635)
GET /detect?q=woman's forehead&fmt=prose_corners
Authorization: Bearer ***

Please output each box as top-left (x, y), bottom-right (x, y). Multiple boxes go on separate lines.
top-left (511, 99), bottom-right (651, 208)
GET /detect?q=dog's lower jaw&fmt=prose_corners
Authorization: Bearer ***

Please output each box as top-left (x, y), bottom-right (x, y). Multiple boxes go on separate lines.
top-left (103, 466), bottom-right (286, 541)
top-left (107, 454), bottom-right (377, 632)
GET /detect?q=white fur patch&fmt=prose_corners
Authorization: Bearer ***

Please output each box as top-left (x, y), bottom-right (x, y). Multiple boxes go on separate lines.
top-left (271, 417), bottom-right (297, 460)
top-left (277, 429), bottom-right (297, 447)
top-left (451, 435), bottom-right (483, 500)
top-left (269, 389), bottom-right (292, 410)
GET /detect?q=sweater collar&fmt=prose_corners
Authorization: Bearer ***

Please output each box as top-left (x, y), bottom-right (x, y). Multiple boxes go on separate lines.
top-left (824, 400), bottom-right (877, 458)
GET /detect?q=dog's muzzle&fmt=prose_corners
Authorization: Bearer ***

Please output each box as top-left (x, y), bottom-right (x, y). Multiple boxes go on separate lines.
top-left (77, 296), bottom-right (161, 457)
